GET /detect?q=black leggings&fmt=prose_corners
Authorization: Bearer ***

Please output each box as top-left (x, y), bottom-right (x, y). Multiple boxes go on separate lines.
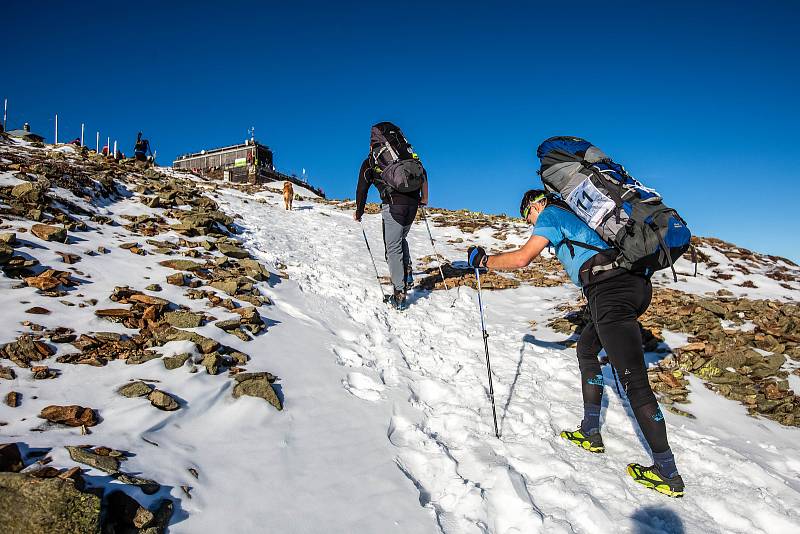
top-left (577, 272), bottom-right (670, 454)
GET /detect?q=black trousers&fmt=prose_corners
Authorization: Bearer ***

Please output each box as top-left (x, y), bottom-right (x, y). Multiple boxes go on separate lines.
top-left (577, 271), bottom-right (669, 453)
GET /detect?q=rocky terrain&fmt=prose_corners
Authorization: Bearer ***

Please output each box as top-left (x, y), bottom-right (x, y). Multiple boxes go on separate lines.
top-left (0, 137), bottom-right (282, 532)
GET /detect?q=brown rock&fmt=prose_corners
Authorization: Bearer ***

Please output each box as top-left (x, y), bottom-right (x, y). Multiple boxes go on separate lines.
top-left (166, 272), bottom-right (187, 286)
top-left (25, 307), bottom-right (51, 315)
top-left (4, 392), bottom-right (20, 408)
top-left (30, 224), bottom-right (67, 243)
top-left (158, 259), bottom-right (204, 272)
top-left (128, 294), bottom-right (170, 306)
top-left (94, 308), bottom-right (134, 322)
top-left (0, 366), bottom-right (17, 380)
top-left (39, 405), bottom-right (98, 427)
top-left (24, 274), bottom-right (62, 291)
top-left (55, 251), bottom-right (81, 264)
top-left (164, 310), bottom-right (204, 328)
top-left (65, 446), bottom-right (119, 474)
top-left (233, 374), bottom-right (282, 411)
top-left (0, 443), bottom-right (24, 473)
top-left (148, 389), bottom-right (180, 411)
top-left (117, 381), bottom-right (153, 398)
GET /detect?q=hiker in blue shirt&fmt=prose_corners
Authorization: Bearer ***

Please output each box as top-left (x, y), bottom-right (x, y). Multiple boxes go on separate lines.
top-left (466, 189), bottom-right (684, 498)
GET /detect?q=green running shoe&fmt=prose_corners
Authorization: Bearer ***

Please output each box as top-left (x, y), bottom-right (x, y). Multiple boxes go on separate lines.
top-left (560, 428), bottom-right (605, 453)
top-left (627, 463), bottom-right (685, 498)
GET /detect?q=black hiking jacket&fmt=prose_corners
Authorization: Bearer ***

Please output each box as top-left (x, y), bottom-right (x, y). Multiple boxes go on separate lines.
top-left (355, 157), bottom-right (424, 219)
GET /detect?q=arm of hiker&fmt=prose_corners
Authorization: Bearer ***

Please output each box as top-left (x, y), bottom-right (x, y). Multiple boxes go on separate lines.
top-left (420, 172), bottom-right (429, 206)
top-left (354, 159), bottom-right (371, 221)
top-left (485, 235), bottom-right (549, 270)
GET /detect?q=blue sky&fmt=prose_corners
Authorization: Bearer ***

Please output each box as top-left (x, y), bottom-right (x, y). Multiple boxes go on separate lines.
top-left (3, 1), bottom-right (799, 261)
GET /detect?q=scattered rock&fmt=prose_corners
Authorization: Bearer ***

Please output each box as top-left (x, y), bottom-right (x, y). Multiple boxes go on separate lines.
top-left (25, 307), bottom-right (51, 315)
top-left (217, 242), bottom-right (250, 259)
top-left (148, 389), bottom-right (180, 411)
top-left (202, 352), bottom-right (226, 375)
top-left (125, 351), bottom-right (161, 365)
top-left (117, 381), bottom-right (154, 398)
top-left (24, 270), bottom-right (76, 291)
top-left (30, 224), bottom-right (67, 243)
top-left (55, 251), bottom-right (81, 264)
top-left (164, 310), bottom-right (204, 328)
top-left (0, 233), bottom-right (17, 246)
top-left (145, 284), bottom-right (162, 292)
top-left (1, 334), bottom-right (55, 367)
top-left (158, 259), bottom-right (204, 272)
top-left (163, 353), bottom-right (191, 370)
top-left (166, 272), bottom-right (187, 286)
top-left (31, 365), bottom-right (59, 379)
top-left (94, 308), bottom-right (134, 322)
top-left (0, 443), bottom-right (24, 472)
top-left (65, 446), bottom-right (119, 474)
top-left (40, 405), bottom-right (98, 427)
top-left (115, 473), bottom-right (161, 495)
top-left (4, 392), bottom-right (19, 408)
top-left (0, 366), bottom-right (16, 380)
top-left (233, 372), bottom-right (282, 411)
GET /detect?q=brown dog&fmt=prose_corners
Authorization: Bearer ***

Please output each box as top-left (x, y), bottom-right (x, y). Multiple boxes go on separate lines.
top-left (283, 181), bottom-right (294, 211)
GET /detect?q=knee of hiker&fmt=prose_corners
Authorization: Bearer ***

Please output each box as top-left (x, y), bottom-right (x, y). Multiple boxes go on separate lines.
top-left (620, 373), bottom-right (657, 408)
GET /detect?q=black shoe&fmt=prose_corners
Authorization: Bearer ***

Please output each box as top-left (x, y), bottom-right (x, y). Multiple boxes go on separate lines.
top-left (389, 290), bottom-right (407, 310)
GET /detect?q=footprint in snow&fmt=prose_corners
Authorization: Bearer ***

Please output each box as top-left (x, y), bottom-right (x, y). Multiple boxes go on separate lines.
top-left (343, 372), bottom-right (384, 401)
top-left (332, 346), bottom-right (363, 367)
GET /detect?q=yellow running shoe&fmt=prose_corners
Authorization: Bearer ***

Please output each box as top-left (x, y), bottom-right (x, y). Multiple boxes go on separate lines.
top-left (627, 463), bottom-right (685, 498)
top-left (560, 428), bottom-right (605, 453)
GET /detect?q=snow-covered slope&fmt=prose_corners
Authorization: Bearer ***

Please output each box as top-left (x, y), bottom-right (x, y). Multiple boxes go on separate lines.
top-left (1, 139), bottom-right (800, 533)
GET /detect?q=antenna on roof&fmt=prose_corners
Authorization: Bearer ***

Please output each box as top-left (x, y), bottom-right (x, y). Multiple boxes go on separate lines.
top-left (248, 127), bottom-right (255, 144)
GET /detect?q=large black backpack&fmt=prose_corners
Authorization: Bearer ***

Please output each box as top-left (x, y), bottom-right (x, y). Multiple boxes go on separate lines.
top-left (369, 122), bottom-right (425, 193)
top-left (536, 136), bottom-right (692, 282)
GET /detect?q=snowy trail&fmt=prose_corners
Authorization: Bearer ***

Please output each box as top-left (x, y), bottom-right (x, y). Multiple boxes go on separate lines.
top-left (223, 189), bottom-right (800, 534)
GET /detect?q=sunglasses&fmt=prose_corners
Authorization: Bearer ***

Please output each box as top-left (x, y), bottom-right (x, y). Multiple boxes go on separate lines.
top-left (522, 194), bottom-right (547, 219)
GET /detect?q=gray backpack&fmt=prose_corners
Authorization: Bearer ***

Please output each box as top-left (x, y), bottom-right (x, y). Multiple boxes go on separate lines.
top-left (370, 122), bottom-right (425, 193)
top-left (537, 136), bottom-right (693, 282)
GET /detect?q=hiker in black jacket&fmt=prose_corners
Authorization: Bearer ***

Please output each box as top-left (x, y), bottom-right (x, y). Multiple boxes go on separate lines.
top-left (353, 123), bottom-right (428, 309)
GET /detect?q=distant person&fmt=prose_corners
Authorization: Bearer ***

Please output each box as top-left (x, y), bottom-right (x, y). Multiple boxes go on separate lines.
top-left (467, 188), bottom-right (685, 498)
top-left (283, 181), bottom-right (294, 211)
top-left (134, 132), bottom-right (152, 162)
top-left (353, 121), bottom-right (428, 309)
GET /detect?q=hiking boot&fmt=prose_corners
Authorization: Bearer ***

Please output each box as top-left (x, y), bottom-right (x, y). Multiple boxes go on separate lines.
top-left (389, 290), bottom-right (407, 310)
top-left (404, 266), bottom-right (414, 291)
top-left (560, 427), bottom-right (605, 453)
top-left (626, 463), bottom-right (685, 498)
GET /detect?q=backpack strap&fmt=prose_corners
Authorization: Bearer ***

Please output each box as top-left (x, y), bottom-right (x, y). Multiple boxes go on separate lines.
top-left (558, 238), bottom-right (607, 258)
top-left (651, 222), bottom-right (678, 282)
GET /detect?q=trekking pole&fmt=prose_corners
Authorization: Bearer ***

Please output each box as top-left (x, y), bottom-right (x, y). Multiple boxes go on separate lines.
top-left (474, 268), bottom-right (500, 438)
top-left (360, 220), bottom-right (389, 303)
top-left (420, 207), bottom-right (450, 291)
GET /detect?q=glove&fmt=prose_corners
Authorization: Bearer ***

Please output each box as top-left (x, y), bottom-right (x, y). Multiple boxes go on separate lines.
top-left (467, 246), bottom-right (488, 268)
